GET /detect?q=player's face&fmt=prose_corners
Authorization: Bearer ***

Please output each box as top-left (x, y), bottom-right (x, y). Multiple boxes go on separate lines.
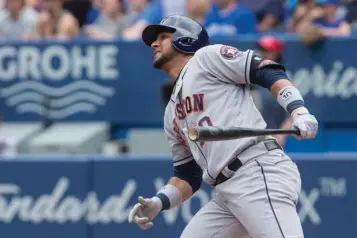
top-left (151, 32), bottom-right (177, 69)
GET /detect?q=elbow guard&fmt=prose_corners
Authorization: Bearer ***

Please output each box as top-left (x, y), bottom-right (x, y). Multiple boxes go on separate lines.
top-left (174, 159), bottom-right (203, 194)
top-left (250, 53), bottom-right (288, 89)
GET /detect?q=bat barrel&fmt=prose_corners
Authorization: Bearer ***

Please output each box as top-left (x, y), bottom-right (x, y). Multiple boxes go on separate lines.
top-left (188, 128), bottom-right (200, 141)
top-left (189, 126), bottom-right (300, 142)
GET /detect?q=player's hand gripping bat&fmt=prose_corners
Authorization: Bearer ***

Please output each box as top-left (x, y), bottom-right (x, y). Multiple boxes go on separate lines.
top-left (188, 126), bottom-right (300, 142)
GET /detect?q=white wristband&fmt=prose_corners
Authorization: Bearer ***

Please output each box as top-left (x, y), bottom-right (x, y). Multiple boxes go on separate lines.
top-left (156, 184), bottom-right (182, 210)
top-left (277, 86), bottom-right (304, 114)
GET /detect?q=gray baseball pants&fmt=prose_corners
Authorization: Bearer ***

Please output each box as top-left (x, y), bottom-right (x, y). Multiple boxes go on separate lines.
top-left (180, 149), bottom-right (303, 238)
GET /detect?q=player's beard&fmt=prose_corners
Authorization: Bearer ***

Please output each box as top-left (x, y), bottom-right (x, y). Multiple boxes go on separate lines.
top-left (153, 49), bottom-right (176, 69)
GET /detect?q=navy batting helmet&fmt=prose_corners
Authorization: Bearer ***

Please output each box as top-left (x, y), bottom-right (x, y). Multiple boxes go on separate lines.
top-left (142, 15), bottom-right (209, 54)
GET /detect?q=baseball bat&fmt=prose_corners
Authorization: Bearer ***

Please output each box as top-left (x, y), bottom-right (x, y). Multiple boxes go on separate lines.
top-left (188, 126), bottom-right (300, 142)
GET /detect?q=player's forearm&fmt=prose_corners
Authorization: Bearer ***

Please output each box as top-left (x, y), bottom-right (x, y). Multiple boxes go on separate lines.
top-left (168, 176), bottom-right (193, 202)
top-left (270, 79), bottom-right (305, 115)
top-left (154, 158), bottom-right (203, 211)
top-left (270, 79), bottom-right (294, 97)
top-left (250, 59), bottom-right (306, 115)
top-left (154, 177), bottom-right (193, 211)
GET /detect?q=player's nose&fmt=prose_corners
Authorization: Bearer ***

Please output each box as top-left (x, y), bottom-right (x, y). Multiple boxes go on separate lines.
top-left (151, 39), bottom-right (159, 50)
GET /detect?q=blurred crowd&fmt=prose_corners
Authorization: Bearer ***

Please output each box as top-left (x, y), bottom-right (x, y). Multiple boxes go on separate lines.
top-left (0, 0), bottom-right (356, 41)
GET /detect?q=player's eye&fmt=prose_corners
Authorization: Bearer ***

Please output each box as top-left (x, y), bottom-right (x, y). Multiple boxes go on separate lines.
top-left (160, 34), bottom-right (170, 40)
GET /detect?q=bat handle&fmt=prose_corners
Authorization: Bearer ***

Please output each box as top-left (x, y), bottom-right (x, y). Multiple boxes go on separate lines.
top-left (277, 128), bottom-right (301, 136)
top-left (292, 128), bottom-right (301, 136)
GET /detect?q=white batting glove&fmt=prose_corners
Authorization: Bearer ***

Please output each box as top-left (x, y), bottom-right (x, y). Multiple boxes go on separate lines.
top-left (128, 196), bottom-right (162, 230)
top-left (291, 107), bottom-right (318, 139)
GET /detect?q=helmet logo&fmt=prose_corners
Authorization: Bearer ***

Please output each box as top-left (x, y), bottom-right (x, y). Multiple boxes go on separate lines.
top-left (220, 46), bottom-right (242, 60)
top-left (179, 37), bottom-right (195, 46)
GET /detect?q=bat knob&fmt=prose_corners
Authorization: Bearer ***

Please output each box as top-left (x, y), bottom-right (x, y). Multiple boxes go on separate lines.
top-left (188, 128), bottom-right (199, 141)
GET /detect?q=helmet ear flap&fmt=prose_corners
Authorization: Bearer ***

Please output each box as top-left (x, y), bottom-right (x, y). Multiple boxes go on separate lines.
top-left (177, 37), bottom-right (196, 47)
top-left (172, 37), bottom-right (196, 54)
top-left (171, 30), bottom-right (200, 54)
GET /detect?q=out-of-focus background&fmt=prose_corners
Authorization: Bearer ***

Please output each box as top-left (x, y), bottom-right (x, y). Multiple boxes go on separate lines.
top-left (0, 0), bottom-right (355, 237)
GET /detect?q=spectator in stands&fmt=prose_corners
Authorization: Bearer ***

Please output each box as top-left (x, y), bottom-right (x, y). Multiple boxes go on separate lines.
top-left (186, 0), bottom-right (210, 24)
top-left (122, 0), bottom-right (186, 40)
top-left (203, 0), bottom-right (256, 37)
top-left (26, 0), bottom-right (42, 10)
top-left (252, 35), bottom-right (291, 146)
top-left (35, 0), bottom-right (79, 39)
top-left (344, 0), bottom-right (357, 28)
top-left (83, 0), bottom-right (127, 39)
top-left (240, 0), bottom-right (285, 32)
top-left (0, 0), bottom-right (39, 39)
top-left (63, 0), bottom-right (92, 27)
top-left (287, 0), bottom-right (318, 32)
top-left (125, 0), bottom-right (151, 26)
top-left (312, 0), bottom-right (351, 36)
top-left (107, 124), bottom-right (129, 154)
top-left (0, 0), bottom-right (5, 9)
top-left (84, 0), bottom-right (102, 25)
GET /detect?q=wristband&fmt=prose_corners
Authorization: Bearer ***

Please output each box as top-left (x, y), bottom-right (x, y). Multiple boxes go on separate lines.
top-left (155, 184), bottom-right (182, 211)
top-left (277, 86), bottom-right (304, 114)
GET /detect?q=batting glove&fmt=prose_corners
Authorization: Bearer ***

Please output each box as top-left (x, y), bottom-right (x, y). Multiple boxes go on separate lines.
top-left (128, 196), bottom-right (162, 230)
top-left (291, 107), bottom-right (318, 139)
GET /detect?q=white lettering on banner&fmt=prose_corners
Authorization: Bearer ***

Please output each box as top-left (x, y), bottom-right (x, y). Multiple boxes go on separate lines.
top-left (0, 177), bottom-right (135, 224)
top-left (0, 47), bottom-right (16, 80)
top-left (18, 46), bottom-right (41, 80)
top-left (287, 61), bottom-right (357, 98)
top-left (0, 45), bottom-right (119, 80)
top-left (0, 45), bottom-right (119, 119)
top-left (71, 46), bottom-right (96, 79)
top-left (298, 177), bottom-right (347, 225)
top-left (0, 177), bottom-right (214, 225)
top-left (318, 177), bottom-right (346, 197)
top-left (0, 176), bottom-right (347, 226)
top-left (42, 46), bottom-right (71, 80)
top-left (99, 45), bottom-right (119, 80)
top-left (298, 189), bottom-right (321, 225)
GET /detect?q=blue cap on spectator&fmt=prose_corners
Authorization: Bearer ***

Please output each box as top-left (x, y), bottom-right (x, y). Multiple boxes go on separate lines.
top-left (316, 0), bottom-right (340, 5)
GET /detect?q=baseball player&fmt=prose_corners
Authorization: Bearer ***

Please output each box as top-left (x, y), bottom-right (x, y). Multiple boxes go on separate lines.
top-left (128, 15), bottom-right (318, 238)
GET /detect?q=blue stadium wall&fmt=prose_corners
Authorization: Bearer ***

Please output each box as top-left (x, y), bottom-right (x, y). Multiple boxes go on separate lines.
top-left (0, 36), bottom-right (356, 152)
top-left (0, 154), bottom-right (355, 238)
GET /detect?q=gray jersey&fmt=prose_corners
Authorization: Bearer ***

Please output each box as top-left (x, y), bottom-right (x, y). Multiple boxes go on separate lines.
top-left (164, 44), bottom-right (274, 185)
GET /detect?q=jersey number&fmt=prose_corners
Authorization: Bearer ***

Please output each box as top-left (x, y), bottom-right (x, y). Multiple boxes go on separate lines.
top-left (198, 116), bottom-right (213, 147)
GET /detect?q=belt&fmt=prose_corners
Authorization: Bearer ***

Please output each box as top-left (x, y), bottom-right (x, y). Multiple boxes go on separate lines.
top-left (213, 140), bottom-right (282, 187)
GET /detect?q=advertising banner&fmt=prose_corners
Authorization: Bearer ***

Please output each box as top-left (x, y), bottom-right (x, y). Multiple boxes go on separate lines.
top-left (0, 154), bottom-right (355, 238)
top-left (0, 38), bottom-right (356, 125)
